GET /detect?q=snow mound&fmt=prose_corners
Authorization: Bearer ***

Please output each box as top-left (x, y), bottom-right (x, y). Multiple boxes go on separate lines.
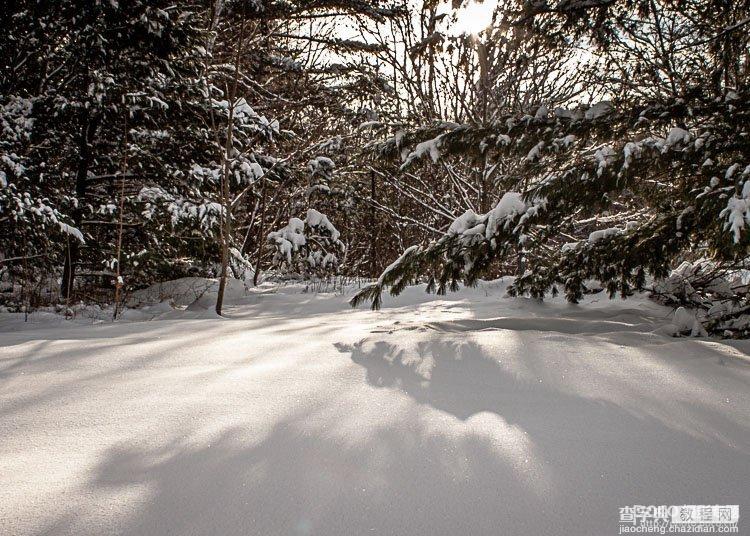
top-left (128, 277), bottom-right (248, 308)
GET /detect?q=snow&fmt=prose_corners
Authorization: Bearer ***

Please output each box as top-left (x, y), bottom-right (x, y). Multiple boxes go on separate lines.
top-left (267, 210), bottom-right (344, 276)
top-left (526, 141), bottom-right (545, 162)
top-left (721, 182), bottom-right (750, 243)
top-left (308, 156), bottom-right (335, 177)
top-left (447, 209), bottom-right (480, 235)
top-left (240, 161), bottom-right (264, 181)
top-left (664, 127), bottom-right (691, 148)
top-left (268, 217), bottom-right (307, 262)
top-left (1, 280), bottom-right (749, 536)
top-left (588, 226), bottom-right (623, 243)
top-left (554, 107), bottom-right (584, 121)
top-left (622, 141), bottom-right (640, 169)
top-left (725, 163), bottom-right (740, 179)
top-left (584, 101), bottom-right (613, 120)
top-left (376, 245), bottom-right (420, 285)
top-left (58, 222), bottom-right (86, 244)
top-left (128, 277), bottom-right (248, 309)
top-left (402, 136), bottom-right (443, 167)
top-left (496, 133), bottom-right (511, 146)
top-left (673, 306), bottom-right (697, 332)
top-left (485, 192), bottom-right (527, 238)
top-left (593, 145), bottom-right (616, 176)
top-left (561, 241), bottom-right (582, 253)
top-left (653, 259), bottom-right (748, 320)
top-left (556, 134), bottom-right (576, 150)
top-left (305, 208), bottom-right (340, 241)
top-left (357, 120), bottom-right (383, 131)
top-left (442, 193), bottom-right (528, 246)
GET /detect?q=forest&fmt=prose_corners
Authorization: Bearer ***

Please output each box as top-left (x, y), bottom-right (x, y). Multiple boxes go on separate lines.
top-left (1, 3), bottom-right (750, 535)
top-left (2, 0), bottom-right (749, 335)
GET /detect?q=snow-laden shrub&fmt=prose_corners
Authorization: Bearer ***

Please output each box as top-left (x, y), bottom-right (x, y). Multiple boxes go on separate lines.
top-left (653, 260), bottom-right (750, 337)
top-left (267, 209), bottom-right (345, 279)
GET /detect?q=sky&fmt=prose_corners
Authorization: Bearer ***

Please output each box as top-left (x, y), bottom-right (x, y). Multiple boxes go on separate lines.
top-left (447, 0), bottom-right (499, 36)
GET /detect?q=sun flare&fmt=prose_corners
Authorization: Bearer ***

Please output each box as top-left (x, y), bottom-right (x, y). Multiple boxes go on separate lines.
top-left (453, 0), bottom-right (498, 36)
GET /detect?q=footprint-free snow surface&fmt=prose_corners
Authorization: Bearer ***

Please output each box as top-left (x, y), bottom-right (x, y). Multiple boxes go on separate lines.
top-left (1, 280), bottom-right (749, 535)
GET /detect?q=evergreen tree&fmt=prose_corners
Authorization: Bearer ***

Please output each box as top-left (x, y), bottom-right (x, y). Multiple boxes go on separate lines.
top-left (1, 1), bottom-right (204, 301)
top-left (352, 0), bottom-right (750, 337)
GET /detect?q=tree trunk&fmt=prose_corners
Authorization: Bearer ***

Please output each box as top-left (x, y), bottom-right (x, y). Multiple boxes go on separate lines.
top-left (215, 163), bottom-right (232, 315)
top-left (252, 180), bottom-right (267, 287)
top-left (113, 112), bottom-right (129, 320)
top-left (215, 7), bottom-right (246, 315)
top-left (370, 168), bottom-right (378, 277)
top-left (61, 110), bottom-right (96, 299)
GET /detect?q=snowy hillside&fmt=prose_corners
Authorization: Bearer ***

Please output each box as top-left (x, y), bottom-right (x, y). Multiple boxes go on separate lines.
top-left (1, 281), bottom-right (748, 535)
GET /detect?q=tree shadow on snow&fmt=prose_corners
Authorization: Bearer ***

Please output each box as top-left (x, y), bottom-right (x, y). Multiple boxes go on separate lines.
top-left (36, 336), bottom-right (750, 536)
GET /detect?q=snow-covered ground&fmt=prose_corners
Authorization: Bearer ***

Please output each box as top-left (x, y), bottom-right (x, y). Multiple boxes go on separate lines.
top-left (1, 280), bottom-right (748, 535)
